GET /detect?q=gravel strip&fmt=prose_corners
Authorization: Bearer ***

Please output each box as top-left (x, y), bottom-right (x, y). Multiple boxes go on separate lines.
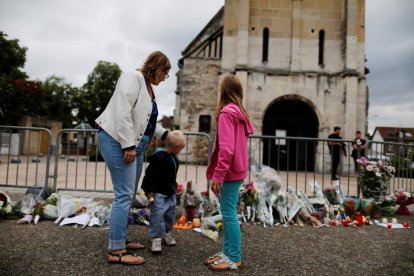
top-left (1, 213), bottom-right (413, 275)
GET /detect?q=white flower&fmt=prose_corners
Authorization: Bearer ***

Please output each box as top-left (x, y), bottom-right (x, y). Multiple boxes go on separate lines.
top-left (369, 161), bottom-right (377, 165)
top-left (375, 172), bottom-right (382, 177)
top-left (3, 204), bottom-right (12, 214)
top-left (366, 165), bottom-right (374, 171)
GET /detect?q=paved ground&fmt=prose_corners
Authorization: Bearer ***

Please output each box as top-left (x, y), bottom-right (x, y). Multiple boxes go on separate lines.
top-left (1, 155), bottom-right (414, 275)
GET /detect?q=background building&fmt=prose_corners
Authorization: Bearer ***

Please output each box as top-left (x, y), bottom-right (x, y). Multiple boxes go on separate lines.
top-left (175, 0), bottom-right (368, 173)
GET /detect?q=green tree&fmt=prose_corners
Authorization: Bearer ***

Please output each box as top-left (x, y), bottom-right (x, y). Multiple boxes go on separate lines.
top-left (0, 31), bottom-right (28, 79)
top-left (0, 31), bottom-right (29, 125)
top-left (41, 76), bottom-right (81, 128)
top-left (0, 79), bottom-right (43, 125)
top-left (76, 61), bottom-right (121, 126)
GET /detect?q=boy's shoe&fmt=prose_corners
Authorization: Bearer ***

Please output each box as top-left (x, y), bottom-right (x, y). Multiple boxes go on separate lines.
top-left (162, 232), bottom-right (176, 246)
top-left (151, 238), bottom-right (162, 254)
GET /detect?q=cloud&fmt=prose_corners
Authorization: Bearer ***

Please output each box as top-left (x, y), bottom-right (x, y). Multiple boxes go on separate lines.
top-left (0, 0), bottom-right (224, 117)
top-left (365, 0), bottom-right (414, 131)
top-left (1, 0), bottom-right (412, 129)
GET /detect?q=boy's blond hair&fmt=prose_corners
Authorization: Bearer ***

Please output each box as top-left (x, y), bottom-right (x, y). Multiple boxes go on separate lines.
top-left (165, 130), bottom-right (185, 148)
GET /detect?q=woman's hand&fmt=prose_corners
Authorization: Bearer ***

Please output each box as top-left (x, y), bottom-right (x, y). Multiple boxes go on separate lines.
top-left (145, 192), bottom-right (154, 200)
top-left (123, 148), bottom-right (136, 163)
top-left (211, 181), bottom-right (222, 194)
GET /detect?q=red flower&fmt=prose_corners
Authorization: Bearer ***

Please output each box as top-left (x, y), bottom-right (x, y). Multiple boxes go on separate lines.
top-left (177, 184), bottom-right (183, 193)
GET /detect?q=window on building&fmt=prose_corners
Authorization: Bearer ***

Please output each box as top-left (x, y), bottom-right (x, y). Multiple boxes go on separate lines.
top-left (262, 28), bottom-right (269, 63)
top-left (318, 29), bottom-right (325, 66)
top-left (199, 115), bottom-right (211, 133)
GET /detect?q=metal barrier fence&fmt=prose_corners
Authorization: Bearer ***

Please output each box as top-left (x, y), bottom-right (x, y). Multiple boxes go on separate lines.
top-left (0, 126), bottom-right (53, 190)
top-left (51, 129), bottom-right (211, 193)
top-left (1, 124), bottom-right (413, 196)
top-left (247, 135), bottom-right (414, 196)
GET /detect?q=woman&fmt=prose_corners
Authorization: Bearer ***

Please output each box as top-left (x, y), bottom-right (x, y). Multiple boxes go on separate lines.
top-left (204, 74), bottom-right (254, 271)
top-left (96, 51), bottom-right (170, 265)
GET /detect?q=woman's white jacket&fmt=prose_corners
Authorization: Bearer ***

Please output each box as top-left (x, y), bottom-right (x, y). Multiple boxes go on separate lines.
top-left (95, 70), bottom-right (166, 149)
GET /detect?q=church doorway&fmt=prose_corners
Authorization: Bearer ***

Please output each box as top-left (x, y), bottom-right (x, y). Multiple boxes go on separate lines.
top-left (262, 96), bottom-right (319, 171)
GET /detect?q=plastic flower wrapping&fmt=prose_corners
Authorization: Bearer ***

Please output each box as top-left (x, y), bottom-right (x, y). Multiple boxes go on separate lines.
top-left (14, 192), bottom-right (111, 227)
top-left (357, 157), bottom-right (395, 203)
top-left (249, 165), bottom-right (282, 226)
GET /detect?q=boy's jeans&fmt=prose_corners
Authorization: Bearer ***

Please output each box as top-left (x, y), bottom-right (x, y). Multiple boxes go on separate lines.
top-left (220, 180), bottom-right (243, 262)
top-left (98, 129), bottom-right (149, 250)
top-left (149, 193), bottom-right (176, 238)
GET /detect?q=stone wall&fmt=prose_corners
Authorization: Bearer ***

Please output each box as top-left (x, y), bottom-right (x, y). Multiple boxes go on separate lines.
top-left (175, 58), bottom-right (221, 162)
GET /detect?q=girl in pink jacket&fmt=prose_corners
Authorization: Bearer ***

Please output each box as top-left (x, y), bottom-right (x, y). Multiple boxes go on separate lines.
top-left (205, 75), bottom-right (254, 272)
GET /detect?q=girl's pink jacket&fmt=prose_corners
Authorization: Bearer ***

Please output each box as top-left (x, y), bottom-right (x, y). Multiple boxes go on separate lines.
top-left (206, 103), bottom-right (254, 183)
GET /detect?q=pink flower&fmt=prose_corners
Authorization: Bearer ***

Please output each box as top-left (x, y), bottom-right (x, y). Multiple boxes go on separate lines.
top-left (323, 184), bottom-right (336, 192)
top-left (357, 157), bottom-right (368, 166)
top-left (245, 182), bottom-right (254, 191)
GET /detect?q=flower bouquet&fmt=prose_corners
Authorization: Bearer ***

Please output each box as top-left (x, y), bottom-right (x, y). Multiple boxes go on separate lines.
top-left (129, 208), bottom-right (150, 225)
top-left (250, 165), bottom-right (282, 226)
top-left (176, 183), bottom-right (184, 206)
top-left (275, 190), bottom-right (288, 224)
top-left (0, 190), bottom-right (13, 220)
top-left (323, 185), bottom-right (341, 205)
top-left (357, 157), bottom-right (395, 203)
top-left (343, 196), bottom-right (359, 219)
top-left (393, 190), bottom-right (414, 215)
top-left (182, 181), bottom-right (203, 222)
top-left (379, 194), bottom-right (396, 217)
top-left (239, 182), bottom-right (258, 220)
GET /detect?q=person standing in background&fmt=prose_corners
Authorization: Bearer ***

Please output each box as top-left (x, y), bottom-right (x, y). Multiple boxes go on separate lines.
top-left (328, 126), bottom-right (347, 181)
top-left (351, 130), bottom-right (366, 172)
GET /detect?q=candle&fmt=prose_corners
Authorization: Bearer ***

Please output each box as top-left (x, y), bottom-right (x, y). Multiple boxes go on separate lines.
top-left (192, 218), bottom-right (201, 228)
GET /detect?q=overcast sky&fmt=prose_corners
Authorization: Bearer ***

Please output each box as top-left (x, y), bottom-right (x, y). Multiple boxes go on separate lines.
top-left (1, 0), bottom-right (413, 134)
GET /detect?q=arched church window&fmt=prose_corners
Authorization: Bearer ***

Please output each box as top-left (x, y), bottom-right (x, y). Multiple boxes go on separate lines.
top-left (262, 27), bottom-right (269, 63)
top-left (199, 115), bottom-right (211, 133)
top-left (318, 29), bottom-right (325, 67)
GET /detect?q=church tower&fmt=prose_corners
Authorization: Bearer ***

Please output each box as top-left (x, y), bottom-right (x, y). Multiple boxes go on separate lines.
top-left (175, 0), bottom-right (368, 172)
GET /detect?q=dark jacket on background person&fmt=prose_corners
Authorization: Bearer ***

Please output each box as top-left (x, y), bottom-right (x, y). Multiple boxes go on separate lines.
top-left (142, 148), bottom-right (179, 196)
top-left (328, 133), bottom-right (347, 156)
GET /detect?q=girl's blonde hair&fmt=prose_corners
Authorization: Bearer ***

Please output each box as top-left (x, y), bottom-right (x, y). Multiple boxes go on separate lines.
top-left (215, 74), bottom-right (250, 120)
top-left (138, 51), bottom-right (171, 79)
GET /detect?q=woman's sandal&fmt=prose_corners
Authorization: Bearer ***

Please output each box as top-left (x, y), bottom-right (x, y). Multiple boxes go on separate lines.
top-left (107, 251), bottom-right (146, 265)
top-left (208, 256), bottom-right (242, 271)
top-left (204, 252), bottom-right (226, 265)
top-left (126, 240), bottom-right (146, 250)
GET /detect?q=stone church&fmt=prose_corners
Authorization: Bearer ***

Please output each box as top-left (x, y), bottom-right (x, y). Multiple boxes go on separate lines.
top-left (174, 0), bottom-right (368, 172)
